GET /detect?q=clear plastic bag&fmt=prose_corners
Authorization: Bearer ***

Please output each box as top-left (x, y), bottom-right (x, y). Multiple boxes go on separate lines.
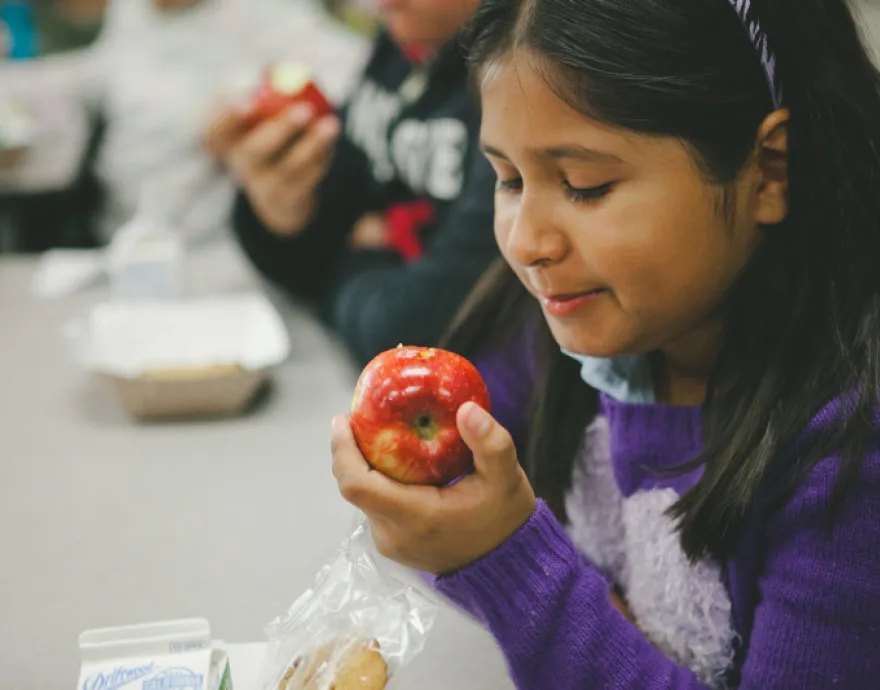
top-left (257, 517), bottom-right (438, 690)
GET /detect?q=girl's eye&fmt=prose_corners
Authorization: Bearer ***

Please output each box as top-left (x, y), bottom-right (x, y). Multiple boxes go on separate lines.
top-left (495, 177), bottom-right (523, 193)
top-left (565, 181), bottom-right (613, 204)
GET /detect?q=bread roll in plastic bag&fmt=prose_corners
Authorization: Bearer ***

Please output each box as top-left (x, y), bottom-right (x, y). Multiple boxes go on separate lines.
top-left (257, 517), bottom-right (438, 690)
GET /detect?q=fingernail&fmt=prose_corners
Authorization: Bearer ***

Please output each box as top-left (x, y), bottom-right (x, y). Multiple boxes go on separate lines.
top-left (289, 103), bottom-right (313, 125)
top-left (318, 117), bottom-right (340, 138)
top-left (464, 403), bottom-right (492, 438)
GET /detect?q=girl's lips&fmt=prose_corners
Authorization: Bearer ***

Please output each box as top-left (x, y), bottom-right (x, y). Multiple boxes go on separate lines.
top-left (541, 289), bottom-right (606, 317)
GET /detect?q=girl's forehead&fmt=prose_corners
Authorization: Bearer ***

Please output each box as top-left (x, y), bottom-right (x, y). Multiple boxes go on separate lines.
top-left (479, 50), bottom-right (590, 125)
top-left (479, 55), bottom-right (625, 149)
top-left (481, 51), bottom-right (699, 167)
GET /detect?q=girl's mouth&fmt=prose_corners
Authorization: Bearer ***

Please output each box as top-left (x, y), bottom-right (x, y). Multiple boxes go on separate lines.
top-left (541, 289), bottom-right (607, 317)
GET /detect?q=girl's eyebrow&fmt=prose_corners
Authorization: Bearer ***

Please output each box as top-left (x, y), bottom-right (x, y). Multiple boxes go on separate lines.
top-left (480, 141), bottom-right (623, 164)
top-left (480, 142), bottom-right (509, 159)
top-left (543, 145), bottom-right (623, 164)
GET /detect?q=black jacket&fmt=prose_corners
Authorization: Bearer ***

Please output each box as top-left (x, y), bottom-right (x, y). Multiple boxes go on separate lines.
top-left (232, 32), bottom-right (498, 365)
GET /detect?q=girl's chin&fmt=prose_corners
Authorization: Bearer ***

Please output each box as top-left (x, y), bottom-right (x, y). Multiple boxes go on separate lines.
top-left (547, 327), bottom-right (628, 361)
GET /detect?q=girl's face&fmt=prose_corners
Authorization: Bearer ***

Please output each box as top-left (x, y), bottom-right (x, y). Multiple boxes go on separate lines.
top-left (380, 0), bottom-right (480, 51)
top-left (481, 52), bottom-right (774, 363)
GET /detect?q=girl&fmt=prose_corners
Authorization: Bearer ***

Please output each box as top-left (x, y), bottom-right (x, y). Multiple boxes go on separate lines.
top-left (331, 0), bottom-right (880, 687)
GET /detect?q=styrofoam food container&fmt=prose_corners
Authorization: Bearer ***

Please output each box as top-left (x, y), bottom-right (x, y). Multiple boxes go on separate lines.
top-left (76, 292), bottom-right (291, 420)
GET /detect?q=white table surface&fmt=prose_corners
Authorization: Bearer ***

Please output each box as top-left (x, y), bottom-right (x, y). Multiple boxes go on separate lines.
top-left (227, 643), bottom-right (267, 690)
top-left (0, 242), bottom-right (513, 690)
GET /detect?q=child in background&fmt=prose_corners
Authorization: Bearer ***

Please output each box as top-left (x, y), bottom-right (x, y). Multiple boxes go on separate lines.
top-left (90, 0), bottom-right (368, 243)
top-left (30, 0), bottom-right (107, 55)
top-left (206, 0), bottom-right (498, 365)
top-left (330, 0), bottom-right (880, 687)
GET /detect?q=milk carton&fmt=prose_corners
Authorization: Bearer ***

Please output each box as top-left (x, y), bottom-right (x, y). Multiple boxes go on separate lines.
top-left (77, 618), bottom-right (231, 690)
top-left (106, 213), bottom-right (185, 302)
top-left (106, 182), bottom-right (185, 303)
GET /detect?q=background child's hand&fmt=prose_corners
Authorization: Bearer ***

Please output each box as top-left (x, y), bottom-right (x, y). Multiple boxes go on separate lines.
top-left (331, 402), bottom-right (537, 575)
top-left (349, 213), bottom-right (390, 250)
top-left (203, 101), bottom-right (339, 236)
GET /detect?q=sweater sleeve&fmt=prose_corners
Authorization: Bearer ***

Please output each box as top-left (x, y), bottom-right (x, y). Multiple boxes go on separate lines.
top-left (435, 448), bottom-right (880, 690)
top-left (325, 154), bottom-right (498, 365)
top-left (434, 502), bottom-right (708, 690)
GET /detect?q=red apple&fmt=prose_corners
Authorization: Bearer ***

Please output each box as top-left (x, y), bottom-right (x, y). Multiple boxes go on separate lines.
top-left (350, 346), bottom-right (491, 486)
top-left (252, 62), bottom-right (335, 122)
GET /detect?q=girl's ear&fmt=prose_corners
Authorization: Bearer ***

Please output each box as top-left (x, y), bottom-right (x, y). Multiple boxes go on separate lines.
top-left (753, 109), bottom-right (790, 226)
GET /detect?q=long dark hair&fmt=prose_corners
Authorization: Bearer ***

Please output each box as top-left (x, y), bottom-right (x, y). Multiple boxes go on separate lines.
top-left (446, 0), bottom-right (880, 560)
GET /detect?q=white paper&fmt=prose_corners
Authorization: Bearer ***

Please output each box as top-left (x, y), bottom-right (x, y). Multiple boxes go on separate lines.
top-left (76, 292), bottom-right (291, 378)
top-left (31, 249), bottom-right (106, 298)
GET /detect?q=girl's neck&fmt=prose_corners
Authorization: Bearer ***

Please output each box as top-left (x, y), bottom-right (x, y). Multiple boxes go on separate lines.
top-left (653, 320), bottom-right (724, 406)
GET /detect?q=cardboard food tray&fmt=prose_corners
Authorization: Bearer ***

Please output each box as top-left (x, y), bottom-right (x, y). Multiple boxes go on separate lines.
top-left (104, 367), bottom-right (268, 421)
top-left (78, 293), bottom-right (290, 421)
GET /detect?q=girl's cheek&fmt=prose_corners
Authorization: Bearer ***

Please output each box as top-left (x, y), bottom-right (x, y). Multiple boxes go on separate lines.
top-left (493, 203), bottom-right (515, 253)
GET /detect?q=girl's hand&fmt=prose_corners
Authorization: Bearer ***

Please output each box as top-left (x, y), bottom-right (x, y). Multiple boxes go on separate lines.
top-left (331, 402), bottom-right (537, 575)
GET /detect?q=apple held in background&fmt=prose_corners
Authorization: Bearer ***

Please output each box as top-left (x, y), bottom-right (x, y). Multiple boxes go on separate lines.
top-left (350, 346), bottom-right (491, 486)
top-left (252, 61), bottom-right (335, 122)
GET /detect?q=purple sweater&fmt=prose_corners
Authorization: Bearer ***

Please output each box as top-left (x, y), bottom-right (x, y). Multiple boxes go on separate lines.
top-left (433, 391), bottom-right (880, 688)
